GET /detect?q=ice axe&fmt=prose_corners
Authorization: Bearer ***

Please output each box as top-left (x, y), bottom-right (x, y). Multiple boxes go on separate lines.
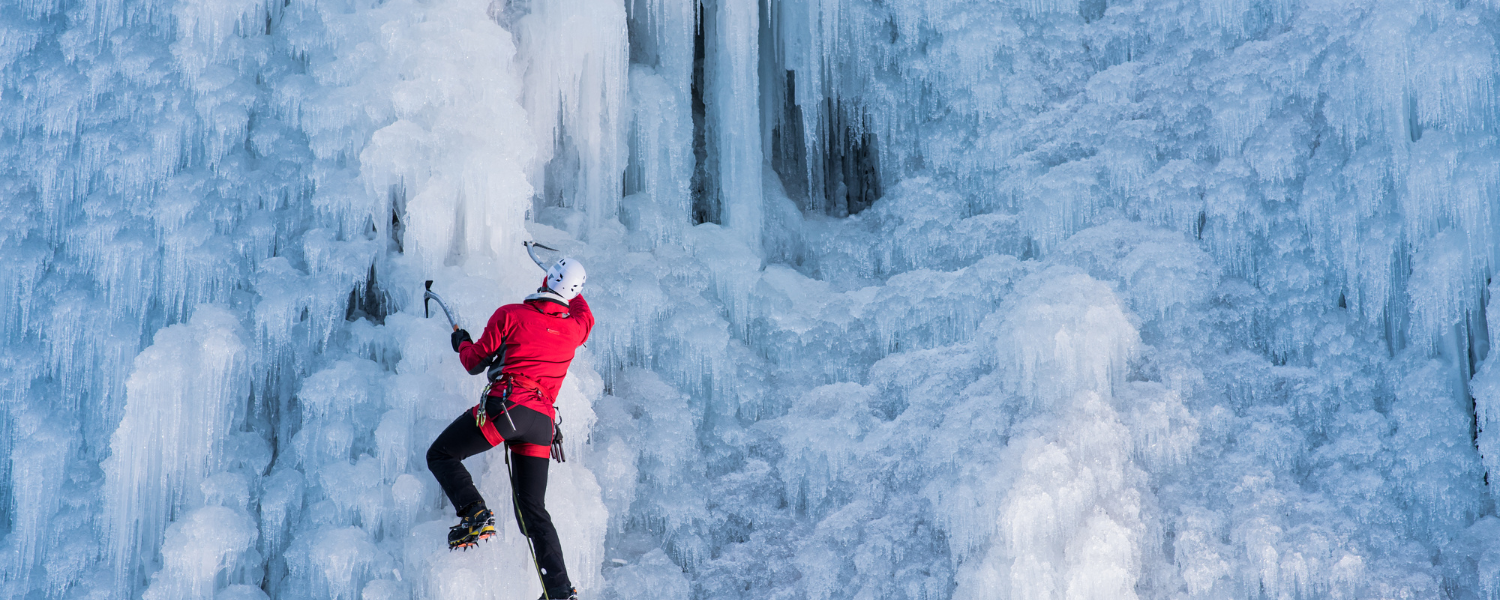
top-left (524, 241), bottom-right (556, 272)
top-left (425, 241), bottom-right (552, 330)
top-left (423, 281), bottom-right (459, 331)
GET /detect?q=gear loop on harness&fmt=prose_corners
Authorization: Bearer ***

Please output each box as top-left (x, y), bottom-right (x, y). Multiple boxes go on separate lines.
top-left (472, 383), bottom-right (516, 447)
top-left (498, 382), bottom-right (516, 430)
top-left (475, 381), bottom-right (494, 427)
top-left (550, 410), bottom-right (566, 463)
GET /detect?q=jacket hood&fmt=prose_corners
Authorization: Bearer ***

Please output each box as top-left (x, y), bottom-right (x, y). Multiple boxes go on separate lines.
top-left (524, 291), bottom-right (571, 315)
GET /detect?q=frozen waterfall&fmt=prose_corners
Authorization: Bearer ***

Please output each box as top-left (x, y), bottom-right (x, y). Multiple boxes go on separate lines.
top-left (4, 0), bottom-right (1500, 598)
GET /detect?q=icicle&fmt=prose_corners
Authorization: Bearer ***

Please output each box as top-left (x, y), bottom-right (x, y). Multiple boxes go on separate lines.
top-left (987, 267), bottom-right (1139, 406)
top-left (703, 0), bottom-right (764, 249)
top-left (3, 406), bottom-right (72, 594)
top-left (515, 0), bottom-right (630, 238)
top-left (624, 64), bottom-right (694, 246)
top-left (102, 306), bottom-right (250, 589)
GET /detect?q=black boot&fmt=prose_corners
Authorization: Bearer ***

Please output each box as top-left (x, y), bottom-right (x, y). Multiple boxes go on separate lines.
top-left (447, 502), bottom-right (496, 550)
top-left (538, 587), bottom-right (578, 600)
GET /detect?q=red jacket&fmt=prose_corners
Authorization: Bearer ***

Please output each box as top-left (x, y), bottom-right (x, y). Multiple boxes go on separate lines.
top-left (458, 294), bottom-right (593, 418)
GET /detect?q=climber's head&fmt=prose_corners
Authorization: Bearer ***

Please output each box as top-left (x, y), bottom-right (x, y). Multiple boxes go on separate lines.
top-left (545, 257), bottom-right (586, 301)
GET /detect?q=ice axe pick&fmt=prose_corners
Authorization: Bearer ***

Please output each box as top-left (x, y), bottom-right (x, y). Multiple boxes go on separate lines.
top-left (423, 281), bottom-right (459, 331)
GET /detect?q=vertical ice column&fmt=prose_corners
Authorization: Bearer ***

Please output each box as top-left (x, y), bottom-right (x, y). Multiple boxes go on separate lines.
top-left (632, 0), bottom-right (697, 81)
top-left (954, 267), bottom-right (1148, 600)
top-left (516, 0), bottom-right (630, 237)
top-left (623, 0), bottom-right (695, 246)
top-left (625, 65), bottom-right (694, 245)
top-left (703, 0), bottom-right (764, 250)
top-left (101, 306), bottom-right (249, 589)
top-left (3, 406), bottom-right (72, 594)
top-left (354, 0), bottom-right (539, 272)
top-left (763, 0), bottom-right (837, 212)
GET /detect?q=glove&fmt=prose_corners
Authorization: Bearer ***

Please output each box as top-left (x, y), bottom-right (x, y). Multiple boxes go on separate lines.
top-left (451, 329), bottom-right (472, 352)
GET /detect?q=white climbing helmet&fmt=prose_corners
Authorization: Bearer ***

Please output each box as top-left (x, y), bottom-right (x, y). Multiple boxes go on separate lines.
top-left (545, 257), bottom-right (587, 301)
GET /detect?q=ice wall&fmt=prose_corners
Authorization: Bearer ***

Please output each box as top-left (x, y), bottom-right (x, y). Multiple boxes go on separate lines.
top-left (6, 0), bottom-right (1500, 598)
top-left (1, 0), bottom-right (616, 597)
top-left (589, 0), bottom-right (1500, 597)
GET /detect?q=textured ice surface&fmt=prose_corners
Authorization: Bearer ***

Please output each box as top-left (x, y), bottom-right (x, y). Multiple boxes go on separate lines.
top-left (4, 0), bottom-right (1500, 598)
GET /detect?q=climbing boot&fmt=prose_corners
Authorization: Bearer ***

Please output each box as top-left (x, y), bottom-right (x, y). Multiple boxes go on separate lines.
top-left (538, 587), bottom-right (578, 600)
top-left (447, 504), bottom-right (496, 550)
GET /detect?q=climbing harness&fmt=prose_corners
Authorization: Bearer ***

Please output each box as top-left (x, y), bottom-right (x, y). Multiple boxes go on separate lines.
top-left (490, 372), bottom-right (565, 464)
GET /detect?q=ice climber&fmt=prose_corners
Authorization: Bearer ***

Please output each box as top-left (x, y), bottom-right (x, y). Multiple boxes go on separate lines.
top-left (426, 257), bottom-right (591, 600)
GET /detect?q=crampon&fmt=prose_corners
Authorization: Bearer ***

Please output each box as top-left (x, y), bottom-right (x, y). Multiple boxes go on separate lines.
top-left (447, 506), bottom-right (496, 551)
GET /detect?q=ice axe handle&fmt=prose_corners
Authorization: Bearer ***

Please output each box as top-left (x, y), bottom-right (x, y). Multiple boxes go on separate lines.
top-left (524, 241), bottom-right (556, 272)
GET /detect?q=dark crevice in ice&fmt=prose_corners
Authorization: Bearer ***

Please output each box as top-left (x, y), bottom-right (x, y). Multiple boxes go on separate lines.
top-left (768, 71), bottom-right (882, 217)
top-left (345, 264), bottom-right (393, 324)
top-left (691, 15), bottom-right (718, 225)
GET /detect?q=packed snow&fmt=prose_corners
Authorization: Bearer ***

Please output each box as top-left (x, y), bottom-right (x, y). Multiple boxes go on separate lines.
top-left (3, 0), bottom-right (1500, 598)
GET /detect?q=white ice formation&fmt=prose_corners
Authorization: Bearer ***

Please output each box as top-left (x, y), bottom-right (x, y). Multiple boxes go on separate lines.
top-left (4, 0), bottom-right (1500, 598)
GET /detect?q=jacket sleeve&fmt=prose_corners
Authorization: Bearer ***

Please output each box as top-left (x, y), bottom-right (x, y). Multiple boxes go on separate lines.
top-left (459, 308), bottom-right (506, 374)
top-left (570, 294), bottom-right (594, 342)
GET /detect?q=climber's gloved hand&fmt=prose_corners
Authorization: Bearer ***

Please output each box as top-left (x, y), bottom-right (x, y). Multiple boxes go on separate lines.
top-left (451, 329), bottom-right (472, 352)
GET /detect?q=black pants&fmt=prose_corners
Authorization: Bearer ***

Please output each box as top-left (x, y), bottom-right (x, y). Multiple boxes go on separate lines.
top-left (427, 397), bottom-right (571, 595)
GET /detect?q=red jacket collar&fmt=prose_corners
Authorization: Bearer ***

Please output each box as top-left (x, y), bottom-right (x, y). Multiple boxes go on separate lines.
top-left (525, 298), bottom-right (570, 316)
